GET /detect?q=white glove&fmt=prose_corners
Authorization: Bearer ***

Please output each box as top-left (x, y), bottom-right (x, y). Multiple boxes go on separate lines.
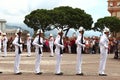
top-left (60, 45), bottom-right (64, 49)
top-left (19, 44), bottom-right (22, 47)
top-left (39, 45), bottom-right (43, 48)
top-left (82, 44), bottom-right (85, 47)
top-left (105, 46), bottom-right (108, 49)
top-left (104, 45), bottom-right (108, 49)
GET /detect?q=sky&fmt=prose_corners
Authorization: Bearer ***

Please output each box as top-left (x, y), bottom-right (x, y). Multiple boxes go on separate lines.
top-left (0, 0), bottom-right (110, 25)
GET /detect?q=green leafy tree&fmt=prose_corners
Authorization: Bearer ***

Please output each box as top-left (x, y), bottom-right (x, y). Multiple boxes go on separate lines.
top-left (51, 6), bottom-right (93, 36)
top-left (24, 9), bottom-right (52, 31)
top-left (94, 16), bottom-right (120, 37)
top-left (24, 6), bottom-right (93, 36)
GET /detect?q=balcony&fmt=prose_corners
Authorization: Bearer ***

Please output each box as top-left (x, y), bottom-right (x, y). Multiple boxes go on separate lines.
top-left (108, 6), bottom-right (120, 12)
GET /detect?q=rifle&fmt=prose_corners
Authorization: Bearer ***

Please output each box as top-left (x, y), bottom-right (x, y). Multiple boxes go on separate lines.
top-left (18, 36), bottom-right (22, 54)
top-left (81, 34), bottom-right (85, 53)
top-left (60, 36), bottom-right (63, 55)
top-left (38, 35), bottom-right (42, 54)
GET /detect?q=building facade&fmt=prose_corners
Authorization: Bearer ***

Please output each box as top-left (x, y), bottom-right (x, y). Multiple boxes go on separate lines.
top-left (0, 19), bottom-right (28, 40)
top-left (108, 0), bottom-right (120, 18)
top-left (0, 19), bottom-right (6, 32)
top-left (108, 0), bottom-right (120, 37)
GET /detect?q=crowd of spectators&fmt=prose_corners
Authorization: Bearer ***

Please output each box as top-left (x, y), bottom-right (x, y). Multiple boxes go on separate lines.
top-left (5, 35), bottom-right (120, 59)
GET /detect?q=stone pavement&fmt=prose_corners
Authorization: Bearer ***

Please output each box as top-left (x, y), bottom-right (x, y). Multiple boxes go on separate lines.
top-left (0, 52), bottom-right (120, 80)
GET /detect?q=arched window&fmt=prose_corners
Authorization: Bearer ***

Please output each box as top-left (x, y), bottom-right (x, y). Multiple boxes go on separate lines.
top-left (110, 2), bottom-right (113, 7)
top-left (117, 2), bottom-right (120, 6)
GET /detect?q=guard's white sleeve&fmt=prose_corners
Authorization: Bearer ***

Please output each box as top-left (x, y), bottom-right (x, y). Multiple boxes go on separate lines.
top-left (54, 37), bottom-right (63, 48)
top-left (32, 37), bottom-right (43, 48)
top-left (99, 36), bottom-right (108, 48)
top-left (76, 36), bottom-right (84, 47)
top-left (12, 37), bottom-right (20, 47)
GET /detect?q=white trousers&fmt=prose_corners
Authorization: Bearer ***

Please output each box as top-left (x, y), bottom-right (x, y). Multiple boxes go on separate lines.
top-left (3, 45), bottom-right (7, 56)
top-left (99, 46), bottom-right (108, 74)
top-left (0, 42), bottom-right (1, 52)
top-left (27, 45), bottom-right (31, 56)
top-left (14, 53), bottom-right (21, 73)
top-left (49, 45), bottom-right (54, 56)
top-left (35, 51), bottom-right (42, 73)
top-left (76, 47), bottom-right (82, 74)
top-left (56, 54), bottom-right (62, 73)
top-left (68, 45), bottom-right (71, 53)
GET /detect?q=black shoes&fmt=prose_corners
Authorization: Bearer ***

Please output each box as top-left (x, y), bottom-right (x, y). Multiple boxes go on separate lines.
top-left (26, 55), bottom-right (31, 57)
top-left (55, 72), bottom-right (63, 75)
top-left (49, 55), bottom-right (54, 57)
top-left (0, 72), bottom-right (2, 74)
top-left (99, 74), bottom-right (107, 76)
top-left (36, 72), bottom-right (43, 75)
top-left (15, 72), bottom-right (22, 75)
top-left (76, 73), bottom-right (84, 76)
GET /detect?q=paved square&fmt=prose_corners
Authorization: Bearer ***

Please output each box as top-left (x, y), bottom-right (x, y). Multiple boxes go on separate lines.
top-left (0, 52), bottom-right (120, 80)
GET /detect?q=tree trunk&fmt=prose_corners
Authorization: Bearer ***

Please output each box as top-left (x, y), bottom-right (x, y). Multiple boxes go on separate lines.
top-left (112, 32), bottom-right (117, 37)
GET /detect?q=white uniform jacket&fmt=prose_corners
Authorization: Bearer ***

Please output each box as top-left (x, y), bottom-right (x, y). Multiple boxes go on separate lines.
top-left (54, 35), bottom-right (64, 55)
top-left (0, 36), bottom-right (2, 51)
top-left (27, 36), bottom-right (31, 46)
top-left (49, 37), bottom-right (54, 46)
top-left (76, 34), bottom-right (85, 51)
top-left (12, 36), bottom-right (22, 54)
top-left (99, 34), bottom-right (109, 50)
top-left (32, 35), bottom-right (43, 53)
top-left (2, 36), bottom-right (8, 48)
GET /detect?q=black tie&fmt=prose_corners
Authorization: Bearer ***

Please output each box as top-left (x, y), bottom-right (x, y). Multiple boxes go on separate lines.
top-left (18, 37), bottom-right (21, 54)
top-left (38, 36), bottom-right (41, 54)
top-left (60, 36), bottom-right (63, 54)
top-left (81, 34), bottom-right (84, 53)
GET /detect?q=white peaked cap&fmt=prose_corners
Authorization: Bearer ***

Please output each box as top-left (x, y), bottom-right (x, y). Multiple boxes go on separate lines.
top-left (16, 28), bottom-right (22, 33)
top-left (0, 30), bottom-right (2, 33)
top-left (50, 33), bottom-right (53, 36)
top-left (15, 33), bottom-right (18, 36)
top-left (36, 29), bottom-right (43, 34)
top-left (79, 26), bottom-right (85, 31)
top-left (58, 29), bottom-right (63, 33)
top-left (103, 27), bottom-right (110, 33)
top-left (15, 33), bottom-right (17, 36)
top-left (27, 33), bottom-right (30, 36)
top-left (2, 33), bottom-right (6, 36)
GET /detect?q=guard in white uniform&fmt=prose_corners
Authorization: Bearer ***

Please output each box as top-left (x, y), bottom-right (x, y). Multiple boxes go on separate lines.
top-left (12, 29), bottom-right (23, 75)
top-left (32, 29), bottom-right (43, 75)
top-left (26, 33), bottom-right (32, 57)
top-left (49, 33), bottom-right (54, 57)
top-left (54, 29), bottom-right (64, 75)
top-left (2, 33), bottom-right (8, 57)
top-left (99, 27), bottom-right (110, 76)
top-left (76, 27), bottom-right (86, 75)
top-left (0, 31), bottom-right (2, 73)
top-left (0, 31), bottom-right (2, 53)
